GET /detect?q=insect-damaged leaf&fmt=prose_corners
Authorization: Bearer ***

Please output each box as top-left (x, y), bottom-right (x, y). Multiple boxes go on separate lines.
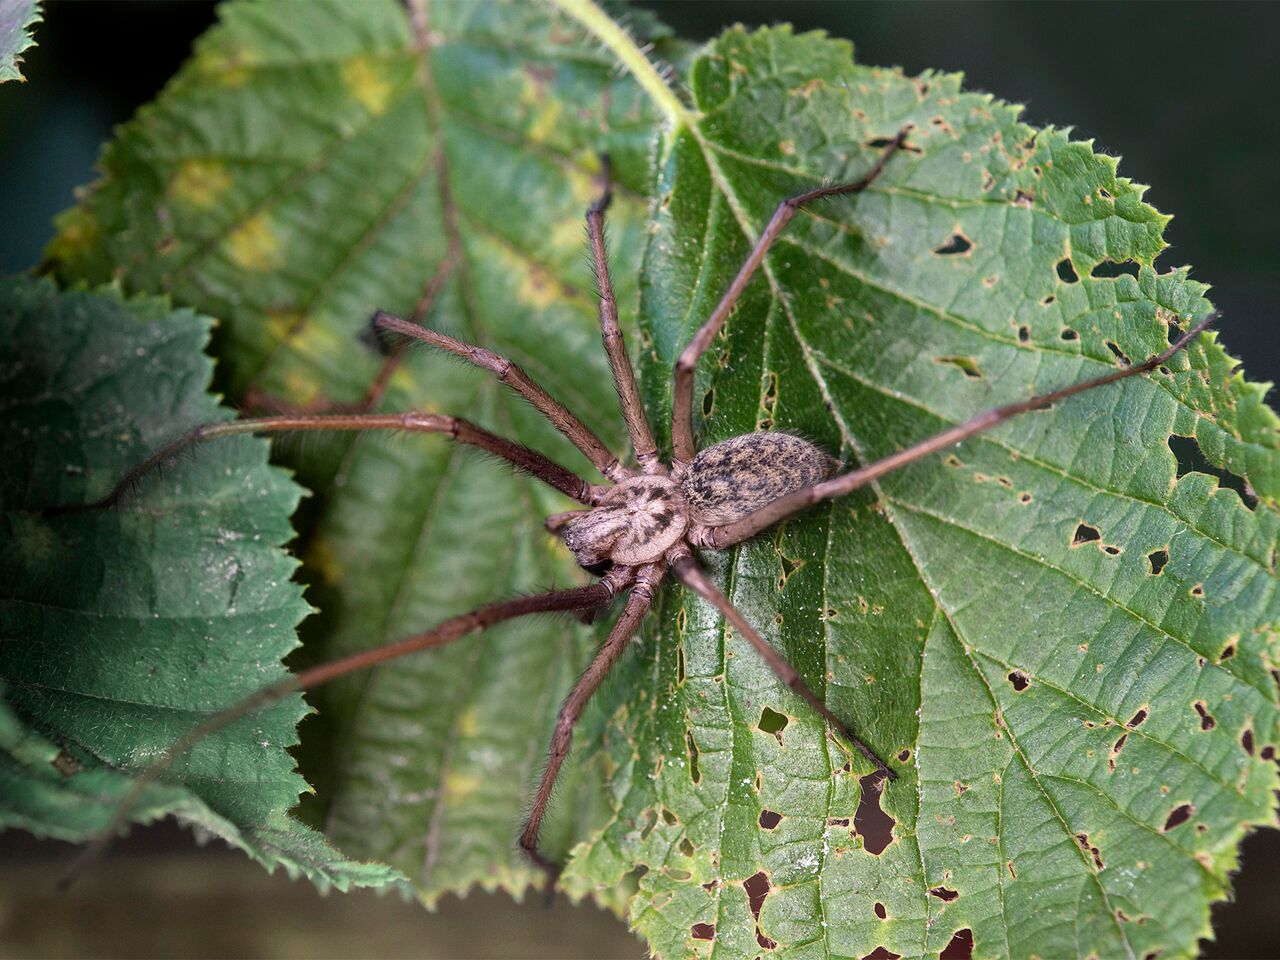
top-left (583, 24), bottom-right (1279, 960)
top-left (46, 0), bottom-right (671, 907)
top-left (0, 277), bottom-right (397, 890)
top-left (40, 2), bottom-right (1280, 957)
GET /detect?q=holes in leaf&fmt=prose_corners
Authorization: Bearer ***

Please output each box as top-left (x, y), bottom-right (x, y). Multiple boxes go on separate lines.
top-left (662, 807), bottom-right (679, 826)
top-left (758, 706), bottom-right (789, 740)
top-left (686, 728), bottom-right (701, 784)
top-left (1098, 187), bottom-right (1114, 200)
top-left (936, 355), bottom-right (983, 379)
top-left (897, 749), bottom-right (911, 763)
top-left (1127, 708), bottom-right (1149, 728)
top-left (1090, 259), bottom-right (1140, 280)
top-left (1060, 327), bottom-right (1078, 341)
top-left (855, 772), bottom-right (896, 855)
top-left (1017, 324), bottom-right (1030, 343)
top-left (702, 388), bottom-right (715, 417)
top-left (1042, 294), bottom-right (1057, 306)
top-left (676, 644), bottom-right (686, 683)
top-left (1147, 549), bottom-right (1169, 575)
top-left (934, 232), bottom-right (973, 256)
top-left (1242, 727), bottom-right (1255, 756)
top-left (679, 837), bottom-right (695, 857)
top-left (1056, 257), bottom-right (1079, 283)
top-left (1013, 189), bottom-right (1034, 207)
top-left (1163, 803), bottom-right (1194, 831)
top-left (941, 928), bottom-right (974, 960)
top-left (929, 886), bottom-right (959, 902)
top-left (861, 949), bottom-right (901, 960)
top-left (1190, 584), bottom-right (1205, 599)
top-left (1218, 639), bottom-right (1236, 662)
top-left (1105, 340), bottom-right (1132, 365)
top-left (758, 809), bottom-right (782, 830)
top-left (874, 902), bottom-right (888, 920)
top-left (744, 871), bottom-right (776, 950)
top-left (691, 923), bottom-right (716, 941)
top-left (1167, 434), bottom-right (1257, 509)
top-left (1261, 745), bottom-right (1276, 762)
top-left (1075, 832), bottom-right (1104, 870)
top-left (1102, 544), bottom-right (1122, 556)
top-left (1019, 492), bottom-right (1033, 505)
top-left (1007, 670), bottom-right (1030, 692)
top-left (1194, 701), bottom-right (1216, 731)
top-left (1109, 734), bottom-right (1128, 773)
top-left (1071, 523), bottom-right (1102, 547)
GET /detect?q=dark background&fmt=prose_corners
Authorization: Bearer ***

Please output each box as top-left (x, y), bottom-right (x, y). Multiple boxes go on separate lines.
top-left (1, 3), bottom-right (1276, 958)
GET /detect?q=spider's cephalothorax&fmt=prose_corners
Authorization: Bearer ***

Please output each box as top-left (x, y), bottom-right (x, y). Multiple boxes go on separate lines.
top-left (561, 475), bottom-right (687, 567)
top-left (85, 129), bottom-right (1216, 888)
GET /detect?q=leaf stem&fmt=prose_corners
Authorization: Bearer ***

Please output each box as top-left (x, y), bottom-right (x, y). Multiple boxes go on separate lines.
top-left (548, 0), bottom-right (695, 130)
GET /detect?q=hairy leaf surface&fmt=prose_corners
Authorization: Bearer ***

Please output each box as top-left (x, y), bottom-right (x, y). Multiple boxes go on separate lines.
top-left (0, 277), bottom-right (395, 889)
top-left (41, 1), bottom-right (1280, 955)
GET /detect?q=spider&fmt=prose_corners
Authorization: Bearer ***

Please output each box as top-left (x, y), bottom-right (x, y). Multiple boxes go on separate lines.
top-left (76, 127), bottom-right (1215, 884)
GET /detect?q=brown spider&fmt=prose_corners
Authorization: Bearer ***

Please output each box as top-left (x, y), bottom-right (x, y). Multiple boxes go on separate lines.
top-left (76, 128), bottom-right (1215, 884)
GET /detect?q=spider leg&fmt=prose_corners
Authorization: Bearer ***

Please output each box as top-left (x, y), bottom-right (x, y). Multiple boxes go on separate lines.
top-left (700, 312), bottom-right (1220, 550)
top-left (61, 576), bottom-right (624, 891)
top-left (586, 155), bottom-right (661, 473)
top-left (670, 127), bottom-right (911, 468)
top-left (372, 311), bottom-right (628, 483)
top-left (669, 550), bottom-right (893, 778)
top-left (519, 562), bottom-right (664, 882)
top-left (56, 412), bottom-right (601, 515)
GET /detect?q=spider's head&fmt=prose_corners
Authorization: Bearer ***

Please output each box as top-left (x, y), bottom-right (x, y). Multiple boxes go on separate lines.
top-left (558, 475), bottom-right (688, 570)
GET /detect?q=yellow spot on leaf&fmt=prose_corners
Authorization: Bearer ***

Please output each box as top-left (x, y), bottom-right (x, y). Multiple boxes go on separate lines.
top-left (225, 213), bottom-right (282, 272)
top-left (342, 55), bottom-right (394, 116)
top-left (526, 97), bottom-right (564, 145)
top-left (443, 771), bottom-right (481, 800)
top-left (169, 160), bottom-right (231, 210)
top-left (779, 140), bottom-right (797, 156)
top-left (458, 709), bottom-right (479, 738)
top-left (283, 369), bottom-right (322, 407)
top-left (194, 43), bottom-right (259, 88)
top-left (265, 308), bottom-right (302, 341)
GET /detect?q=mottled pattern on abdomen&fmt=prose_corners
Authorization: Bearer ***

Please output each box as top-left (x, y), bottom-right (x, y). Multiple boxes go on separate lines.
top-left (680, 433), bottom-right (836, 526)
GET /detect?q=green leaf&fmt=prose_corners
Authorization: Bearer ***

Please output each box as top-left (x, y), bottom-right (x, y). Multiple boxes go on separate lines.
top-left (43, 1), bottom-right (1280, 956)
top-left (0, 276), bottom-right (398, 890)
top-left (47, 0), bottom-right (670, 906)
top-left (0, 0), bottom-right (38, 82)
top-left (575, 24), bottom-right (1280, 960)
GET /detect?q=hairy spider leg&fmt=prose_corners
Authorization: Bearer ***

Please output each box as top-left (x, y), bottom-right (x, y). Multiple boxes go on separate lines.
top-left (700, 312), bottom-right (1220, 550)
top-left (519, 562), bottom-right (665, 881)
top-left (61, 575), bottom-right (625, 891)
top-left (586, 154), bottom-right (662, 473)
top-left (373, 311), bottom-right (628, 483)
top-left (59, 411), bottom-right (599, 514)
top-left (669, 549), bottom-right (894, 778)
top-left (670, 127), bottom-right (912, 468)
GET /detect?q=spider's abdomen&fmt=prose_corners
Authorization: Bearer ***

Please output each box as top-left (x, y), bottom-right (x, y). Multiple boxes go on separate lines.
top-left (681, 433), bottom-right (836, 527)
